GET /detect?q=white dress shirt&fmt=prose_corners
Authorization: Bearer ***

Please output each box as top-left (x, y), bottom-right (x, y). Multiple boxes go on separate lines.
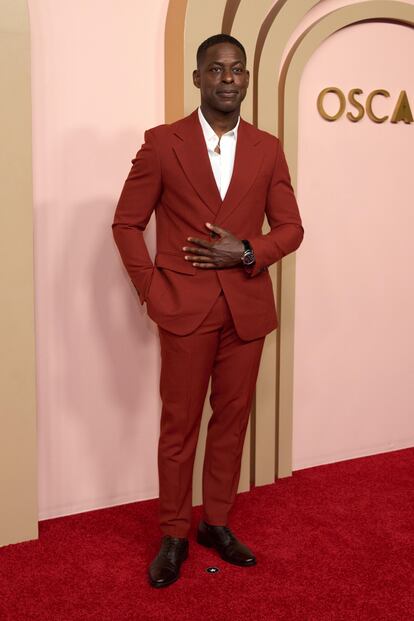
top-left (198, 107), bottom-right (240, 200)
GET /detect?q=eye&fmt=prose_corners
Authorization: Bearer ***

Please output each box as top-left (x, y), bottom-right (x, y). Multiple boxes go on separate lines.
top-left (233, 67), bottom-right (243, 74)
top-left (210, 66), bottom-right (222, 73)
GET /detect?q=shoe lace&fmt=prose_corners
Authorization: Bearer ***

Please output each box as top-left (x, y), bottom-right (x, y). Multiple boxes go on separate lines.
top-left (162, 536), bottom-right (185, 560)
top-left (216, 525), bottom-right (237, 545)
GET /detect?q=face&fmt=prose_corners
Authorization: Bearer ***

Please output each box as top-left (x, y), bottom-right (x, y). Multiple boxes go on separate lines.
top-left (193, 42), bottom-right (250, 113)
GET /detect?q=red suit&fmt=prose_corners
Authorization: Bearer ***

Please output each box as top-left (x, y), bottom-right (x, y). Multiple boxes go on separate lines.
top-left (112, 110), bottom-right (303, 537)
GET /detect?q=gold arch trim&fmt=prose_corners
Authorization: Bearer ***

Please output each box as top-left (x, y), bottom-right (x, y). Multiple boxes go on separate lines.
top-left (222, 0), bottom-right (242, 34)
top-left (276, 0), bottom-right (414, 477)
top-left (165, 0), bottom-right (188, 123)
top-left (165, 0), bottom-right (414, 501)
top-left (0, 0), bottom-right (38, 546)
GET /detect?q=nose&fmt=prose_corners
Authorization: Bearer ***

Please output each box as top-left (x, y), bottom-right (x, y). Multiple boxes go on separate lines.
top-left (222, 69), bottom-right (234, 83)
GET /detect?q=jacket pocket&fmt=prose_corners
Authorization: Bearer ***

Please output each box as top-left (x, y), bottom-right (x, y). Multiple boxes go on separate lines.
top-left (155, 251), bottom-right (197, 275)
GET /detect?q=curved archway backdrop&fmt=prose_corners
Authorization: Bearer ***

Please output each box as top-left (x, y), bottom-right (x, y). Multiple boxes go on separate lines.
top-left (1, 0), bottom-right (413, 548)
top-left (165, 0), bottom-right (414, 501)
top-left (292, 17), bottom-right (414, 468)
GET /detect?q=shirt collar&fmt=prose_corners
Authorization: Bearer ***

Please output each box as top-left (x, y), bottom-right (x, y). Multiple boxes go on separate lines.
top-left (197, 107), bottom-right (240, 145)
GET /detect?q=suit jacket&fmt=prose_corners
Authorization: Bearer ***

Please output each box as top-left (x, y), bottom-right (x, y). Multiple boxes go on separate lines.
top-left (112, 109), bottom-right (304, 341)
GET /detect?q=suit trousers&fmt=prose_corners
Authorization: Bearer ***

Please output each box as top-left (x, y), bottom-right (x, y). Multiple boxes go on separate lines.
top-left (157, 290), bottom-right (265, 538)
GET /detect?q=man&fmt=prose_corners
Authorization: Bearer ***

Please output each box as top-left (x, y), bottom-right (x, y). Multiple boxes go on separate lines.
top-left (112, 33), bottom-right (303, 588)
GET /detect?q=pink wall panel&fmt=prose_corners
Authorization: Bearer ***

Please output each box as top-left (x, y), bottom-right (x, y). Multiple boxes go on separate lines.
top-left (28, 1), bottom-right (414, 515)
top-left (28, 0), bottom-right (169, 518)
top-left (293, 21), bottom-right (414, 470)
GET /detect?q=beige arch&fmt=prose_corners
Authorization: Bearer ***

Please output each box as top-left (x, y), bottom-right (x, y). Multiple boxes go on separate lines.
top-left (164, 0), bottom-right (414, 498)
top-left (232, 0), bottom-right (320, 484)
top-left (176, 0), bottom-right (300, 496)
top-left (275, 0), bottom-right (414, 477)
top-left (183, 0), bottom-right (229, 114)
top-left (281, 1), bottom-right (414, 167)
top-left (230, 0), bottom-right (281, 123)
top-left (0, 0), bottom-right (38, 546)
top-left (165, 0), bottom-right (188, 123)
top-left (222, 0), bottom-right (243, 34)
top-left (256, 0), bottom-right (320, 133)
top-left (230, 2), bottom-right (296, 484)
top-left (165, 0), bottom-right (322, 494)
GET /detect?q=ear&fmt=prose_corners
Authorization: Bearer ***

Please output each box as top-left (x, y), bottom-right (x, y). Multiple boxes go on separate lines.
top-left (193, 69), bottom-right (200, 89)
top-left (245, 69), bottom-right (250, 87)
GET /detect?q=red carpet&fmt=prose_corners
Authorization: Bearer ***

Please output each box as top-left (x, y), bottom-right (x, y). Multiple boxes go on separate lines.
top-left (0, 448), bottom-right (413, 620)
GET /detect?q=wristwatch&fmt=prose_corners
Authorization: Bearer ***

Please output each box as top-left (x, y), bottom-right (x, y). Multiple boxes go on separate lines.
top-left (241, 239), bottom-right (256, 268)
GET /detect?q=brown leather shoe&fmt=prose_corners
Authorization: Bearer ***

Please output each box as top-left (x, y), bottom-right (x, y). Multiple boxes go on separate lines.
top-left (197, 520), bottom-right (256, 567)
top-left (148, 535), bottom-right (189, 588)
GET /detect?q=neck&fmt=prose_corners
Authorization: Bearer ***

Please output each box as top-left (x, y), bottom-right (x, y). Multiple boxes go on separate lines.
top-left (200, 104), bottom-right (240, 137)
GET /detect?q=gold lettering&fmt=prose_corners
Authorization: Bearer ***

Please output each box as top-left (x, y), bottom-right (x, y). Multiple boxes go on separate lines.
top-left (390, 90), bottom-right (413, 124)
top-left (317, 87), bottom-right (346, 121)
top-left (347, 88), bottom-right (365, 122)
top-left (366, 90), bottom-right (390, 123)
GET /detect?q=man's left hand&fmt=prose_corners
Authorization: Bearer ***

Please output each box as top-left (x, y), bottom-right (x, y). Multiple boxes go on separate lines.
top-left (182, 223), bottom-right (244, 269)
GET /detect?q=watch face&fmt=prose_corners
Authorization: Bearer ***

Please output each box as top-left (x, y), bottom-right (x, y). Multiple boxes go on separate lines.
top-left (243, 251), bottom-right (255, 266)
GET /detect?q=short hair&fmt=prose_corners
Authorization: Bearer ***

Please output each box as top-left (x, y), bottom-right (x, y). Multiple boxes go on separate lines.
top-left (196, 34), bottom-right (247, 67)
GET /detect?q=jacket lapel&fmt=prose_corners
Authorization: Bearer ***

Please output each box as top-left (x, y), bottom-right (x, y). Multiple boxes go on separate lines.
top-left (172, 110), bottom-right (222, 215)
top-left (216, 118), bottom-right (264, 225)
top-left (172, 111), bottom-right (264, 221)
